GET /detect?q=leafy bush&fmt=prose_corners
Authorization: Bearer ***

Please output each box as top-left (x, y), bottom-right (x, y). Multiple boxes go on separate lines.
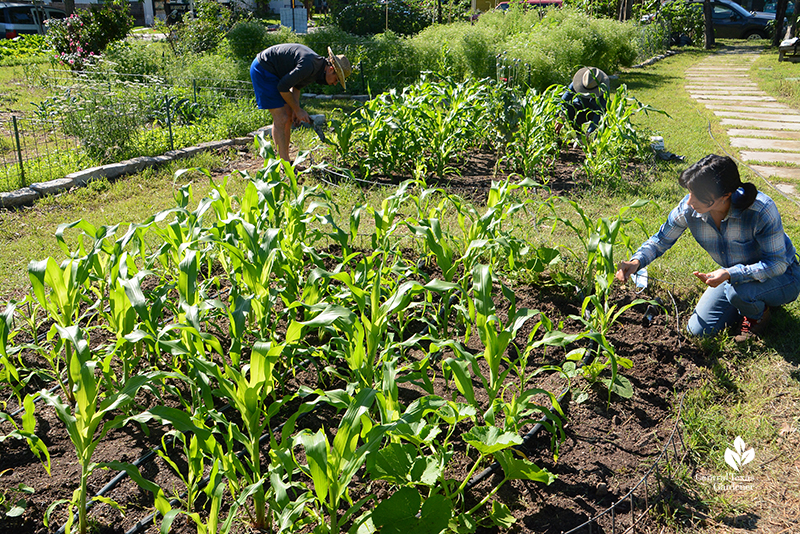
top-left (500, 8), bottom-right (638, 90)
top-left (409, 22), bottom-right (499, 79)
top-left (333, 0), bottom-right (432, 36)
top-left (658, 0), bottom-right (703, 44)
top-left (44, 0), bottom-right (133, 70)
top-left (100, 40), bottom-right (164, 79)
top-left (226, 20), bottom-right (293, 61)
top-left (167, 0), bottom-right (232, 55)
top-left (0, 35), bottom-right (49, 66)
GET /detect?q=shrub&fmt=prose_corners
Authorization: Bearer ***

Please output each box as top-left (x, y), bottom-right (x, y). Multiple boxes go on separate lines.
top-left (45, 0), bottom-right (133, 70)
top-left (167, 0), bottom-right (232, 55)
top-left (658, 0), bottom-right (703, 44)
top-left (100, 40), bottom-right (164, 79)
top-left (226, 20), bottom-right (293, 61)
top-left (333, 0), bottom-right (431, 36)
top-left (410, 22), bottom-right (499, 79)
top-left (500, 8), bottom-right (638, 90)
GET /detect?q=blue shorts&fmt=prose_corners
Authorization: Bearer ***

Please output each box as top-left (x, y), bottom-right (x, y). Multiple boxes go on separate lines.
top-left (250, 58), bottom-right (286, 110)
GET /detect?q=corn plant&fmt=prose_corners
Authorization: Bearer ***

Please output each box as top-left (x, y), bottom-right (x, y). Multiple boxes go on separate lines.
top-left (189, 336), bottom-right (286, 530)
top-left (293, 388), bottom-right (384, 534)
top-left (577, 85), bottom-right (666, 185)
top-left (502, 85), bottom-right (563, 178)
top-left (544, 197), bottom-right (649, 298)
top-left (39, 324), bottom-right (166, 534)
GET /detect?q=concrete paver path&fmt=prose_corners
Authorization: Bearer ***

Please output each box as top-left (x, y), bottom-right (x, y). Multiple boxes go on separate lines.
top-left (686, 48), bottom-right (800, 197)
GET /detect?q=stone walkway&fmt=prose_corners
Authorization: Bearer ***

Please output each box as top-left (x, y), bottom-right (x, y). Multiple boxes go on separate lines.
top-left (685, 47), bottom-right (800, 199)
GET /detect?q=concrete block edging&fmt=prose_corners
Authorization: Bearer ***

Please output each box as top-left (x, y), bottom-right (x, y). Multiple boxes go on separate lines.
top-left (0, 137), bottom-right (252, 210)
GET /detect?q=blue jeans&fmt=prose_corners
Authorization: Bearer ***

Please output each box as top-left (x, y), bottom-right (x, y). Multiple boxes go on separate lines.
top-left (687, 261), bottom-right (800, 336)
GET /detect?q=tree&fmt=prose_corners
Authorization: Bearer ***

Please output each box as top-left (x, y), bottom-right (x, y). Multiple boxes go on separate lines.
top-left (703, 0), bottom-right (715, 48)
top-left (772, 0), bottom-right (790, 46)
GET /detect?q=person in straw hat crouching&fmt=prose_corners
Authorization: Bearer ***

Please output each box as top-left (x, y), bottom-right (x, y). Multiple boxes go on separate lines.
top-left (251, 43), bottom-right (352, 162)
top-left (559, 66), bottom-right (611, 135)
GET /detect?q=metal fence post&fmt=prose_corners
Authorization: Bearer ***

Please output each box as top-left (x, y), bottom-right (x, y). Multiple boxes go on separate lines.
top-left (192, 79), bottom-right (197, 104)
top-left (359, 60), bottom-right (366, 96)
top-left (11, 116), bottom-right (25, 186)
top-left (165, 96), bottom-right (174, 152)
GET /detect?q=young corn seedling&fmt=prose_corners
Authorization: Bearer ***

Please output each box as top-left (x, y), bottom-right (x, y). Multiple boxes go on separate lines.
top-left (39, 324), bottom-right (167, 534)
top-left (293, 388), bottom-right (386, 534)
top-left (0, 394), bottom-right (51, 475)
top-left (544, 197), bottom-right (649, 298)
top-left (189, 337), bottom-right (285, 530)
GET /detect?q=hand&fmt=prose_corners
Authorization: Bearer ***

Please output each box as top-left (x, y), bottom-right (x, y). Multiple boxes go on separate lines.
top-left (294, 109), bottom-right (311, 126)
top-left (615, 259), bottom-right (640, 283)
top-left (693, 269), bottom-right (730, 288)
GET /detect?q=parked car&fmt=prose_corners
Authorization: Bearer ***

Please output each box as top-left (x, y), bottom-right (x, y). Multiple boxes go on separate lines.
top-left (761, 1), bottom-right (794, 16)
top-left (662, 0), bottom-right (776, 39)
top-left (0, 2), bottom-right (67, 39)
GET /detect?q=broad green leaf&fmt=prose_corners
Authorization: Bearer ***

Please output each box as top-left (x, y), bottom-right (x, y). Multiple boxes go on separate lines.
top-left (462, 426), bottom-right (522, 455)
top-left (372, 487), bottom-right (451, 534)
top-left (366, 443), bottom-right (414, 484)
top-left (489, 501), bottom-right (516, 529)
top-left (298, 429), bottom-right (329, 504)
top-left (494, 449), bottom-right (555, 484)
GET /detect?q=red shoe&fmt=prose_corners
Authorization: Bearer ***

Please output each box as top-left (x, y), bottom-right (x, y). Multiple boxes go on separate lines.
top-left (734, 307), bottom-right (771, 343)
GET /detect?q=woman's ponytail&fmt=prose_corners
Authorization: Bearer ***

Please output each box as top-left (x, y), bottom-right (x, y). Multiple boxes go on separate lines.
top-left (731, 182), bottom-right (757, 209)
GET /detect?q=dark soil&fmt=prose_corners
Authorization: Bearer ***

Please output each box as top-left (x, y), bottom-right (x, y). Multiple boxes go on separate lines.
top-left (0, 146), bottom-right (709, 534)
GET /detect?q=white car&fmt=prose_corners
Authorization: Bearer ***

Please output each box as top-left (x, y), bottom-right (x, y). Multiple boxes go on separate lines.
top-left (1, 2), bottom-right (67, 39)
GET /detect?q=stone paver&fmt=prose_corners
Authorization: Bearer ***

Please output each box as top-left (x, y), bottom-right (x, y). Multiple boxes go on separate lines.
top-left (750, 165), bottom-right (800, 181)
top-left (731, 138), bottom-right (800, 150)
top-left (715, 111), bottom-right (800, 122)
top-left (685, 49), bottom-right (800, 202)
top-left (720, 119), bottom-right (800, 130)
top-left (740, 151), bottom-right (800, 164)
top-left (727, 129), bottom-right (800, 139)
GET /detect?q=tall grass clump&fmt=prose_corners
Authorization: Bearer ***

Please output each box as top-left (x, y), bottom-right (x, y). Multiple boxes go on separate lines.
top-left (501, 8), bottom-right (639, 90)
top-left (409, 22), bottom-right (499, 79)
top-left (225, 21), bottom-right (295, 61)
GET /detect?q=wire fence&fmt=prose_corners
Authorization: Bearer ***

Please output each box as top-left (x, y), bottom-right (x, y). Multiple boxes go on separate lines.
top-left (562, 392), bottom-right (689, 534)
top-left (0, 115), bottom-right (84, 192)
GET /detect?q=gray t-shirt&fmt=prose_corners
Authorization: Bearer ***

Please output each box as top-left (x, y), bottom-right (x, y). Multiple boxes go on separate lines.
top-left (255, 44), bottom-right (327, 92)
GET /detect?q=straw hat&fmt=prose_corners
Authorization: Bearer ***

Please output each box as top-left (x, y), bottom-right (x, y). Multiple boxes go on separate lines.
top-left (328, 47), bottom-right (352, 90)
top-left (572, 66), bottom-right (610, 96)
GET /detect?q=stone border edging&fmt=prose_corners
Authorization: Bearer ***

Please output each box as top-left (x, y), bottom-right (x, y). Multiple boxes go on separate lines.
top-left (0, 105), bottom-right (352, 210)
top-left (631, 49), bottom-right (680, 68)
top-left (0, 137), bottom-right (254, 209)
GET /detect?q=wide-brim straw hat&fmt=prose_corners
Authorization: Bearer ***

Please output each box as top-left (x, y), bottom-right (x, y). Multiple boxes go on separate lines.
top-left (328, 47), bottom-right (352, 90)
top-left (572, 66), bottom-right (610, 96)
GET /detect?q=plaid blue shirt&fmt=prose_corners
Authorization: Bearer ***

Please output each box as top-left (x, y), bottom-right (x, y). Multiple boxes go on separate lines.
top-left (632, 192), bottom-right (797, 284)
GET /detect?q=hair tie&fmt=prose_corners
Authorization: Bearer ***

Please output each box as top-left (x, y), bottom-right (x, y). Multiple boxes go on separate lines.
top-left (731, 186), bottom-right (745, 206)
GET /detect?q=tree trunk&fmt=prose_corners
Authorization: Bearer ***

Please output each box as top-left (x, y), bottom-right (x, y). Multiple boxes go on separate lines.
top-left (618, 0), bottom-right (632, 21)
top-left (792, 0), bottom-right (800, 37)
top-left (704, 0), bottom-right (715, 49)
top-left (64, 0), bottom-right (75, 16)
top-left (773, 0), bottom-right (790, 46)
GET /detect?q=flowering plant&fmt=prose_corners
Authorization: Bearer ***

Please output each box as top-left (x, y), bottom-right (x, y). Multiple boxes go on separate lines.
top-left (45, 0), bottom-right (133, 70)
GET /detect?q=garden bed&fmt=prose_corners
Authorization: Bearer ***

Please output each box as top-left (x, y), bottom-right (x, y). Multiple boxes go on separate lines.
top-left (0, 141), bottom-right (709, 534)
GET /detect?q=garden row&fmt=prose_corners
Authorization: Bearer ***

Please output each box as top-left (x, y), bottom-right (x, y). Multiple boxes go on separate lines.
top-left (0, 119), bottom-right (661, 532)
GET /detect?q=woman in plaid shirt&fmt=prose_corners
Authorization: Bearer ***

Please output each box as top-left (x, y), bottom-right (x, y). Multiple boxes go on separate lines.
top-left (616, 154), bottom-right (800, 342)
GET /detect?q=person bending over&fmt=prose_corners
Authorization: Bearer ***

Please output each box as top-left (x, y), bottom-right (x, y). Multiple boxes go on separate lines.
top-left (616, 154), bottom-right (800, 342)
top-left (250, 43), bottom-right (351, 162)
